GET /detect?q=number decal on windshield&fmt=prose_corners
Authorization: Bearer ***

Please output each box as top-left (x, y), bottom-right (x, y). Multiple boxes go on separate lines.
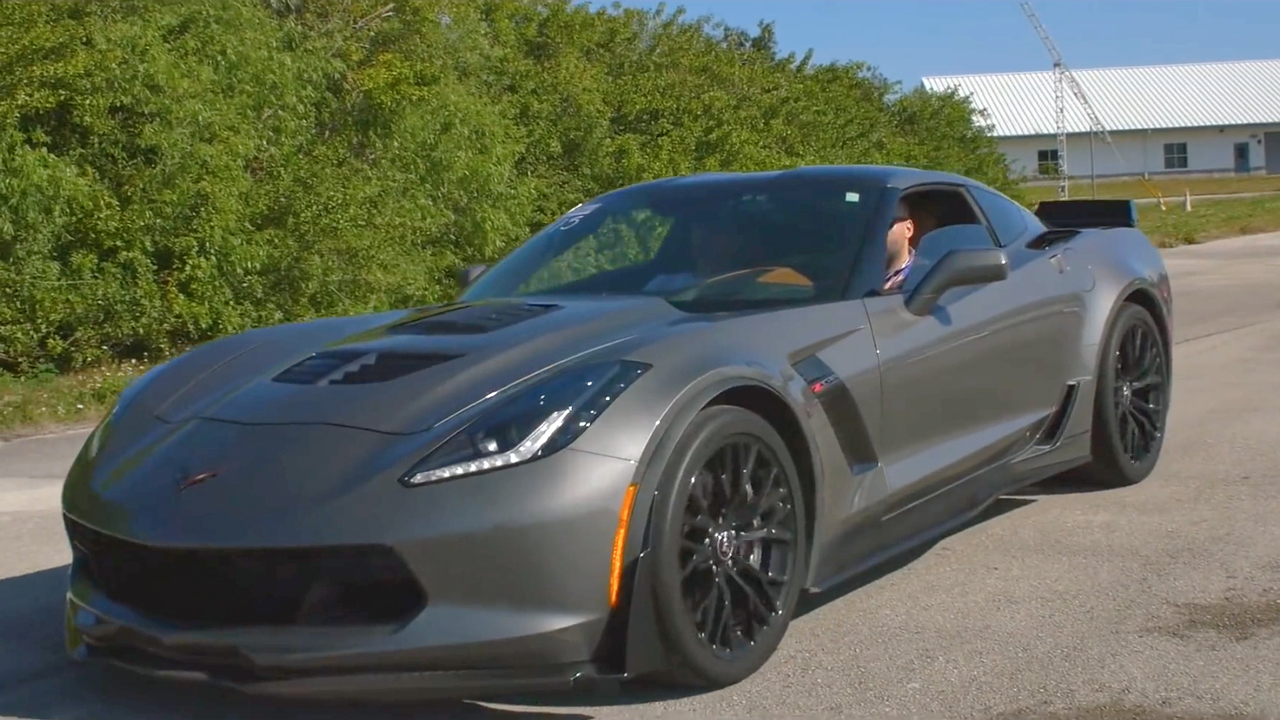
top-left (558, 203), bottom-right (600, 230)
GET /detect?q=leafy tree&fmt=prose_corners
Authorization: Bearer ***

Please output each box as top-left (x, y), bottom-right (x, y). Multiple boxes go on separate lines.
top-left (0, 0), bottom-right (1016, 376)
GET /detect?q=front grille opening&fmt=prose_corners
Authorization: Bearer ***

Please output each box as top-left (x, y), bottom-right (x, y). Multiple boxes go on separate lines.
top-left (66, 518), bottom-right (426, 628)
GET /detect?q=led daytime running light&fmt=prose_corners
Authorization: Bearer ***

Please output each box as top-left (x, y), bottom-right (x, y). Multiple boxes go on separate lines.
top-left (402, 407), bottom-right (573, 486)
top-left (398, 359), bottom-right (650, 488)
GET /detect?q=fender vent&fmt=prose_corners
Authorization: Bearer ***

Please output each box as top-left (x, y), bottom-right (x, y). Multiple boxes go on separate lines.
top-left (273, 350), bottom-right (459, 386)
top-left (792, 354), bottom-right (878, 468)
top-left (388, 302), bottom-right (561, 336)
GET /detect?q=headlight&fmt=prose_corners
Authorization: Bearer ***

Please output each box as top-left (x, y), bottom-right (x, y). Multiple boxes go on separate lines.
top-left (399, 359), bottom-right (651, 487)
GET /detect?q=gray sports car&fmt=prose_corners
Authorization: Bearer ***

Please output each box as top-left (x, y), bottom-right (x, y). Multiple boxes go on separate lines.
top-left (61, 165), bottom-right (1172, 699)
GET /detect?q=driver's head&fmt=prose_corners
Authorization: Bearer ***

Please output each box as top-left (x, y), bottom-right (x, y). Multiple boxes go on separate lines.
top-left (886, 198), bottom-right (915, 263)
top-left (689, 215), bottom-right (741, 275)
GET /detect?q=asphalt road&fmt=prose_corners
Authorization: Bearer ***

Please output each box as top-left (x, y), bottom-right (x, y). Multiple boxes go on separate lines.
top-left (3, 232), bottom-right (1279, 720)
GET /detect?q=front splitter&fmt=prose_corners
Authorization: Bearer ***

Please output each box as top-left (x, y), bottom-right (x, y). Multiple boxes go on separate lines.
top-left (66, 595), bottom-right (626, 702)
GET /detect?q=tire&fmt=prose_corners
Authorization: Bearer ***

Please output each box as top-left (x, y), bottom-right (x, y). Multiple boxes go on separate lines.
top-left (647, 405), bottom-right (809, 689)
top-left (1070, 302), bottom-right (1171, 488)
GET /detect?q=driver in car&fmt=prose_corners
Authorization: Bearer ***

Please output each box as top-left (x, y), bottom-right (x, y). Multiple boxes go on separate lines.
top-left (643, 216), bottom-right (745, 294)
top-left (883, 199), bottom-right (917, 292)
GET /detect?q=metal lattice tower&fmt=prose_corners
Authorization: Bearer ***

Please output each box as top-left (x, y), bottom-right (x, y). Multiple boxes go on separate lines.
top-left (1052, 64), bottom-right (1069, 198)
top-left (1019, 1), bottom-right (1166, 206)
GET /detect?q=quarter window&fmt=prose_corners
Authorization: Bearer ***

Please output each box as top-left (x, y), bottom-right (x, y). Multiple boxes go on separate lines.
top-left (970, 187), bottom-right (1029, 246)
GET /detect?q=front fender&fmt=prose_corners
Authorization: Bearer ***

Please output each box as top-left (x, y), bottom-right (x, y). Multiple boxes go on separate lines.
top-left (603, 367), bottom-right (822, 678)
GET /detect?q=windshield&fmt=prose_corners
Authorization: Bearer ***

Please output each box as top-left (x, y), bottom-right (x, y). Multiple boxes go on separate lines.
top-left (460, 177), bottom-right (887, 312)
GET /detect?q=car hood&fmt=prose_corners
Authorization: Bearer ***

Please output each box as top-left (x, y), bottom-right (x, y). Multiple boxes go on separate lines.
top-left (151, 296), bottom-right (690, 435)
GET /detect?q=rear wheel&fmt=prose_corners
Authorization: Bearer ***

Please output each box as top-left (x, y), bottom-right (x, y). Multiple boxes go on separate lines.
top-left (1072, 302), bottom-right (1170, 488)
top-left (648, 405), bottom-right (808, 689)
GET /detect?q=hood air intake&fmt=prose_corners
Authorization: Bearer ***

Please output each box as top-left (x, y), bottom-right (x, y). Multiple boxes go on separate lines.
top-left (273, 350), bottom-right (459, 386)
top-left (388, 302), bottom-right (561, 336)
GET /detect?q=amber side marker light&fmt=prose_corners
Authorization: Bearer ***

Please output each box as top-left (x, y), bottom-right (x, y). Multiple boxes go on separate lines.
top-left (609, 483), bottom-right (641, 608)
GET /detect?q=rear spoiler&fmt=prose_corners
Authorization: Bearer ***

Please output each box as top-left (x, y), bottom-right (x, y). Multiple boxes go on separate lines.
top-left (1033, 199), bottom-right (1138, 229)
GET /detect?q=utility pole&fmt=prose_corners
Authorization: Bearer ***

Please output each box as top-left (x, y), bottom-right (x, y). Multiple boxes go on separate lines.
top-left (1089, 132), bottom-right (1097, 197)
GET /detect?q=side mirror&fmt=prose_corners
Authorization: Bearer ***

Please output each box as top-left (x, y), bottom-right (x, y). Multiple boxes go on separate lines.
top-left (456, 264), bottom-right (488, 290)
top-left (904, 247), bottom-right (1009, 316)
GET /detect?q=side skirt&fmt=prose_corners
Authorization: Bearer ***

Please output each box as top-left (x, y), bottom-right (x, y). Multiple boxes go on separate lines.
top-left (805, 447), bottom-right (1089, 595)
top-left (804, 381), bottom-right (1093, 595)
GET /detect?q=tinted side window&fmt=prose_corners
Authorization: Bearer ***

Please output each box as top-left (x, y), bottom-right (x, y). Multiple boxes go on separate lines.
top-left (970, 187), bottom-right (1029, 246)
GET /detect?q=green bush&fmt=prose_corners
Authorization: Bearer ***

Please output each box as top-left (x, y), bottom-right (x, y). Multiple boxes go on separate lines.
top-left (0, 0), bottom-right (1016, 376)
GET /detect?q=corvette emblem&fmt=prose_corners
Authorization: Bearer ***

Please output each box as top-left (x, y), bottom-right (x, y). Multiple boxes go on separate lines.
top-left (178, 470), bottom-right (219, 492)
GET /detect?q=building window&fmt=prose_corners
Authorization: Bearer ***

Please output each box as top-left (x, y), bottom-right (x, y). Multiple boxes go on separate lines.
top-left (1163, 142), bottom-right (1188, 170)
top-left (1036, 149), bottom-right (1059, 176)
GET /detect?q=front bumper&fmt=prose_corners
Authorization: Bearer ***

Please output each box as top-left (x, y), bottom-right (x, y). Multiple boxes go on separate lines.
top-left (61, 419), bottom-right (647, 698)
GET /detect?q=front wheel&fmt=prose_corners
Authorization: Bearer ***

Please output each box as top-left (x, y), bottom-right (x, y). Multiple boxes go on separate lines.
top-left (647, 405), bottom-right (809, 689)
top-left (1071, 302), bottom-right (1171, 488)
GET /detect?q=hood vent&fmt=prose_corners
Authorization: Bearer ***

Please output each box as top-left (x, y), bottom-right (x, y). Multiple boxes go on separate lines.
top-left (388, 302), bottom-right (561, 336)
top-left (273, 350), bottom-right (460, 386)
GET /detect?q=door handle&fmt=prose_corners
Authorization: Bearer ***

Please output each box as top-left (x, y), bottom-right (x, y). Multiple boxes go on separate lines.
top-left (1049, 253), bottom-right (1065, 273)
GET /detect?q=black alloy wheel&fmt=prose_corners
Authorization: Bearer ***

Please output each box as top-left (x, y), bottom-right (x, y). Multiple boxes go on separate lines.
top-left (1112, 314), bottom-right (1167, 465)
top-left (649, 405), bottom-right (808, 689)
top-left (679, 438), bottom-right (798, 659)
top-left (1073, 302), bottom-right (1170, 488)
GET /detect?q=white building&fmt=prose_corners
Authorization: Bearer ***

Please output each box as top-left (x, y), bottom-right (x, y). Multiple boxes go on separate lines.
top-left (922, 59), bottom-right (1280, 180)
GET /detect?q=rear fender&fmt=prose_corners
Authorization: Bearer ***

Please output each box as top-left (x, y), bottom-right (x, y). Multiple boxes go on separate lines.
top-left (1066, 230), bottom-right (1171, 370)
top-left (1090, 273), bottom-right (1172, 378)
top-left (1060, 274), bottom-right (1172, 442)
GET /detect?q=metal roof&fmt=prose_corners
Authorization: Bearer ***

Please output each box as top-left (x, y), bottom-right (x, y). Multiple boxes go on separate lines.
top-left (922, 59), bottom-right (1280, 138)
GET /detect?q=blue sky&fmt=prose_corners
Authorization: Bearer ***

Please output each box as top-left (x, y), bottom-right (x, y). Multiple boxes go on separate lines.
top-left (605, 1), bottom-right (1280, 87)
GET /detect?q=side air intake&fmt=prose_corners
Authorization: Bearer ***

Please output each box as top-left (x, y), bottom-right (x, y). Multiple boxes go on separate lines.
top-left (273, 350), bottom-right (459, 386)
top-left (388, 302), bottom-right (561, 336)
top-left (1032, 382), bottom-right (1080, 449)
